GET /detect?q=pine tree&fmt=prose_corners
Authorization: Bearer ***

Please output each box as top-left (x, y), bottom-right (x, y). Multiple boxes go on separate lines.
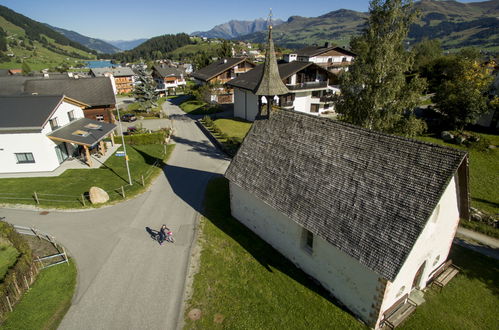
top-left (217, 40), bottom-right (232, 58)
top-left (335, 0), bottom-right (426, 136)
top-left (133, 65), bottom-right (158, 113)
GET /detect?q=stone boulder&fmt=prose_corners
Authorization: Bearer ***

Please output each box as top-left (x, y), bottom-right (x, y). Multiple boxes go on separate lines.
top-left (89, 187), bottom-right (110, 204)
top-left (441, 131), bottom-right (454, 142)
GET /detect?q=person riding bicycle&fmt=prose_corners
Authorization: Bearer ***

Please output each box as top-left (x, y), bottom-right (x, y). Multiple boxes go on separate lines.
top-left (159, 224), bottom-right (169, 245)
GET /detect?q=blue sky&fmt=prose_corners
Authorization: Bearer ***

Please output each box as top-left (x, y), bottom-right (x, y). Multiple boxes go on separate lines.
top-left (0, 0), bottom-right (486, 40)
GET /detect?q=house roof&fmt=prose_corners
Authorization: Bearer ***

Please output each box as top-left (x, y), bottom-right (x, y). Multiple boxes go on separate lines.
top-left (227, 61), bottom-right (314, 92)
top-left (0, 95), bottom-right (66, 131)
top-left (90, 67), bottom-right (135, 77)
top-left (191, 58), bottom-right (251, 82)
top-left (294, 45), bottom-right (356, 58)
top-left (225, 110), bottom-right (467, 281)
top-left (48, 117), bottom-right (116, 147)
top-left (152, 65), bottom-right (184, 78)
top-left (0, 69), bottom-right (9, 77)
top-left (24, 77), bottom-right (116, 107)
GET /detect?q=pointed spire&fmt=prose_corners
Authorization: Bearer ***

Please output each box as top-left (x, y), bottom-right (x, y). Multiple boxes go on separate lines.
top-left (254, 9), bottom-right (289, 97)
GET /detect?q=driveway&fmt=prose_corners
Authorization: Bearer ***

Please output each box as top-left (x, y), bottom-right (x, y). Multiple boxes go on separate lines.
top-left (2, 99), bottom-right (230, 329)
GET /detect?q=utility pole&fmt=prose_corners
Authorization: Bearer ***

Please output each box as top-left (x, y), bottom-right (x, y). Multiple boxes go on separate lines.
top-left (115, 103), bottom-right (133, 185)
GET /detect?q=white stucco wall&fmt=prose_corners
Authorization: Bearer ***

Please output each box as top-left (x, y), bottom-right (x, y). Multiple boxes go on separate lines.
top-left (229, 182), bottom-right (381, 324)
top-left (0, 100), bottom-right (84, 173)
top-left (233, 88), bottom-right (259, 121)
top-left (0, 132), bottom-right (60, 173)
top-left (376, 177), bottom-right (460, 327)
top-left (41, 101), bottom-right (84, 135)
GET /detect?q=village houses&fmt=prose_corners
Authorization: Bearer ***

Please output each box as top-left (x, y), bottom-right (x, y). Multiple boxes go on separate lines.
top-left (90, 67), bottom-right (135, 94)
top-left (0, 95), bottom-right (116, 174)
top-left (191, 57), bottom-right (255, 103)
top-left (151, 64), bottom-right (186, 95)
top-left (283, 42), bottom-right (356, 73)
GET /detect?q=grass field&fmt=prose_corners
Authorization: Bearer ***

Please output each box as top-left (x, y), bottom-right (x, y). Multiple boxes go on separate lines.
top-left (213, 118), bottom-right (252, 139)
top-left (416, 132), bottom-right (498, 237)
top-left (179, 99), bottom-right (220, 115)
top-left (0, 244), bottom-right (19, 280)
top-left (0, 144), bottom-right (175, 208)
top-left (2, 260), bottom-right (77, 330)
top-left (185, 177), bottom-right (499, 329)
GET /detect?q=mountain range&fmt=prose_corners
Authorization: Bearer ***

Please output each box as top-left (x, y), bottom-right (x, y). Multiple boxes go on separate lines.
top-left (238, 0), bottom-right (499, 51)
top-left (105, 39), bottom-right (148, 51)
top-left (46, 24), bottom-right (122, 54)
top-left (191, 18), bottom-right (284, 39)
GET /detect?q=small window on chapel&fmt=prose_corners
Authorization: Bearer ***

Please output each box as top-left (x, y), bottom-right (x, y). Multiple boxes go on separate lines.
top-left (303, 229), bottom-right (314, 254)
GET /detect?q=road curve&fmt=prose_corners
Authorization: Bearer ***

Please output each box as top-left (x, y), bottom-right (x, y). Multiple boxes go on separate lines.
top-left (1, 99), bottom-right (230, 329)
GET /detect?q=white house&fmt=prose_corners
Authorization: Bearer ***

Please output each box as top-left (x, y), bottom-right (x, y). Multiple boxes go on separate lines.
top-left (0, 95), bottom-right (116, 174)
top-left (283, 43), bottom-right (356, 73)
top-left (225, 109), bottom-right (469, 329)
top-left (227, 61), bottom-right (339, 121)
top-left (151, 65), bottom-right (187, 94)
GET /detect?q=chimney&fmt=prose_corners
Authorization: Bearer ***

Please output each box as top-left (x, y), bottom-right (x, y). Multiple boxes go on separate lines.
top-left (223, 59), bottom-right (227, 64)
top-left (43, 73), bottom-right (49, 78)
top-left (324, 42), bottom-right (330, 48)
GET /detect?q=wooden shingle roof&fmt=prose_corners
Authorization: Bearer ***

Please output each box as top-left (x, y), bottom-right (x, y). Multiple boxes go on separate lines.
top-left (191, 58), bottom-right (250, 82)
top-left (225, 110), bottom-right (467, 280)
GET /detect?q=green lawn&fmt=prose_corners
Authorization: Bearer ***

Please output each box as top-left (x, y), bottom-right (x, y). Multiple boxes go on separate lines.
top-left (213, 119), bottom-right (252, 140)
top-left (186, 178), bottom-right (499, 329)
top-left (0, 144), bottom-right (175, 208)
top-left (415, 133), bottom-right (498, 237)
top-left (185, 177), bottom-right (364, 329)
top-left (179, 99), bottom-right (221, 115)
top-left (401, 245), bottom-right (499, 329)
top-left (0, 245), bottom-right (20, 280)
top-left (2, 260), bottom-right (77, 330)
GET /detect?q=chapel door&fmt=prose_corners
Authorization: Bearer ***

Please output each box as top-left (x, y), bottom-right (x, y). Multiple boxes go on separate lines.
top-left (412, 261), bottom-right (426, 290)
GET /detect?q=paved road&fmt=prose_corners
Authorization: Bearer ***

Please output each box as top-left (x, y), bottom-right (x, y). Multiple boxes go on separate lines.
top-left (1, 100), bottom-right (230, 329)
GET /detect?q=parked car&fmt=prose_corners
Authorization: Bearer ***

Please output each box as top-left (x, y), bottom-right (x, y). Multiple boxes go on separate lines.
top-left (121, 113), bottom-right (137, 122)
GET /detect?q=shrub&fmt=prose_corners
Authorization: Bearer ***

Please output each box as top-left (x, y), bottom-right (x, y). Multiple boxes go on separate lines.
top-left (202, 115), bottom-right (213, 127)
top-left (117, 130), bottom-right (170, 145)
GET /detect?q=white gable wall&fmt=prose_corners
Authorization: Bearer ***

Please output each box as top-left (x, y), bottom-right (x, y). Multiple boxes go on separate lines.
top-left (0, 100), bottom-right (85, 173)
top-left (230, 181), bottom-right (381, 325)
top-left (375, 177), bottom-right (460, 327)
top-left (233, 88), bottom-right (259, 121)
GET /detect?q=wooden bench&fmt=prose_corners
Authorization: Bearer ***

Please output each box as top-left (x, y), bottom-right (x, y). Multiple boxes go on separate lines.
top-left (382, 294), bottom-right (417, 329)
top-left (433, 263), bottom-right (460, 290)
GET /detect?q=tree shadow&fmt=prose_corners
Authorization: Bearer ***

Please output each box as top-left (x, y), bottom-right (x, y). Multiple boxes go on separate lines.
top-left (171, 135), bottom-right (230, 161)
top-left (470, 197), bottom-right (499, 210)
top-left (201, 177), bottom-right (360, 321)
top-left (167, 95), bottom-right (191, 106)
top-left (162, 164), bottom-right (220, 214)
top-left (131, 146), bottom-right (165, 168)
top-left (449, 243), bottom-right (499, 297)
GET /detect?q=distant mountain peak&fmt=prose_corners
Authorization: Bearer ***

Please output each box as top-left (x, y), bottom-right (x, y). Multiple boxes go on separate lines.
top-left (45, 24), bottom-right (121, 54)
top-left (191, 18), bottom-right (284, 40)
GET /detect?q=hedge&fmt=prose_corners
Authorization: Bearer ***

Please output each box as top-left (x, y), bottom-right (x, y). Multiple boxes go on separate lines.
top-left (116, 129), bottom-right (170, 146)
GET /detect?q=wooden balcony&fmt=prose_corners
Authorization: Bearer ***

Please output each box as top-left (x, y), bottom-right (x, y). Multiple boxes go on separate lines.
top-left (287, 81), bottom-right (328, 91)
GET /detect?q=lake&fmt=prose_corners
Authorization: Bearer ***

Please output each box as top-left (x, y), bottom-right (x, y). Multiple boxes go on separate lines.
top-left (86, 60), bottom-right (115, 68)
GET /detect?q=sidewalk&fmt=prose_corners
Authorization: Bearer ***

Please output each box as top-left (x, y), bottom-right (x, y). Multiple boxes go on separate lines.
top-left (454, 227), bottom-right (499, 260)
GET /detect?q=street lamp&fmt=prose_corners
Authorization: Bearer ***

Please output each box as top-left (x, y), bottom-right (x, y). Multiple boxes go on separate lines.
top-left (115, 104), bottom-right (133, 185)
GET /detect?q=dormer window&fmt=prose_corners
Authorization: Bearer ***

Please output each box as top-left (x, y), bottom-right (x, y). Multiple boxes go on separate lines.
top-left (67, 110), bottom-right (75, 122)
top-left (49, 118), bottom-right (59, 130)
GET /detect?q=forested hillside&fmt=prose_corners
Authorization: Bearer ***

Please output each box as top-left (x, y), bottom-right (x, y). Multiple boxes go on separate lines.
top-left (0, 5), bottom-right (96, 70)
top-left (107, 33), bottom-right (192, 62)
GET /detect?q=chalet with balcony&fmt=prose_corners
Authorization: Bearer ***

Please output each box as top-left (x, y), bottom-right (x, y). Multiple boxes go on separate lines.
top-left (0, 95), bottom-right (116, 174)
top-left (191, 57), bottom-right (255, 103)
top-left (90, 67), bottom-right (135, 94)
top-left (152, 65), bottom-right (186, 95)
top-left (192, 57), bottom-right (255, 85)
top-left (227, 61), bottom-right (338, 121)
top-left (283, 43), bottom-right (356, 73)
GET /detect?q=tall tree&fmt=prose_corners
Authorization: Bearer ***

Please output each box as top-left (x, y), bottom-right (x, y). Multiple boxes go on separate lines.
top-left (133, 65), bottom-right (158, 113)
top-left (335, 0), bottom-right (426, 136)
top-left (433, 59), bottom-right (493, 130)
top-left (217, 40), bottom-right (232, 58)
